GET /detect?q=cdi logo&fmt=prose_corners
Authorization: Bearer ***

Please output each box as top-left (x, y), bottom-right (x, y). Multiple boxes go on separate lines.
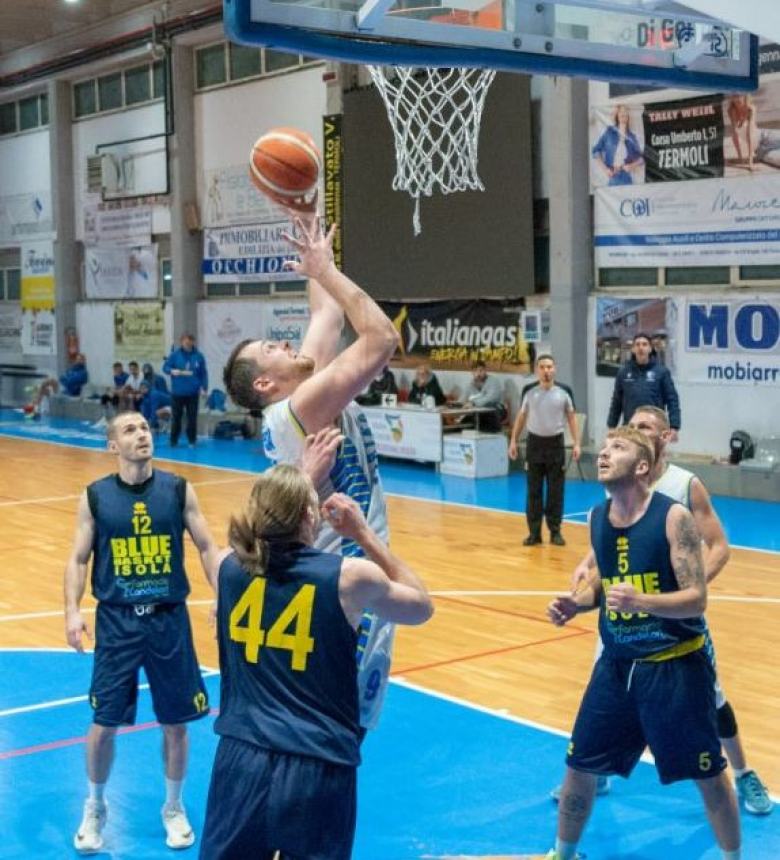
top-left (620, 197), bottom-right (652, 218)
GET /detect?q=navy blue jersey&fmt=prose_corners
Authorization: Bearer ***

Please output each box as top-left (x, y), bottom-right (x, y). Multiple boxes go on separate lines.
top-left (215, 545), bottom-right (361, 767)
top-left (591, 492), bottom-right (706, 660)
top-left (87, 470), bottom-right (189, 605)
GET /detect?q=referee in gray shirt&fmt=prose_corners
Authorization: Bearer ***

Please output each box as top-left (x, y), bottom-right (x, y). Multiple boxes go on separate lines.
top-left (509, 354), bottom-right (580, 546)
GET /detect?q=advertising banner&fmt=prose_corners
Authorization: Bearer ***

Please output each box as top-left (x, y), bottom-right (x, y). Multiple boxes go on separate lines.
top-left (594, 173), bottom-right (780, 268)
top-left (361, 406), bottom-right (442, 462)
top-left (83, 205), bottom-right (152, 246)
top-left (202, 222), bottom-right (299, 283)
top-left (379, 298), bottom-right (531, 372)
top-left (114, 302), bottom-right (165, 362)
top-left (0, 306), bottom-right (22, 352)
top-left (202, 164), bottom-right (289, 227)
top-left (322, 114), bottom-right (344, 271)
top-left (591, 80), bottom-right (780, 190)
top-left (679, 297), bottom-right (779, 387)
top-left (264, 300), bottom-right (310, 349)
top-left (0, 192), bottom-right (54, 243)
top-left (595, 297), bottom-right (676, 377)
top-left (85, 245), bottom-right (159, 299)
top-left (21, 309), bottom-right (55, 355)
top-left (21, 241), bottom-right (55, 310)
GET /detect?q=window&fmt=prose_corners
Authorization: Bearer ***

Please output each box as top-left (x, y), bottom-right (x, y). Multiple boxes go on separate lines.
top-left (124, 65), bottom-right (151, 105)
top-left (273, 280), bottom-right (307, 293)
top-left (153, 60), bottom-right (166, 99)
top-left (196, 44), bottom-right (227, 88)
top-left (739, 264), bottom-right (780, 281)
top-left (0, 102), bottom-right (17, 135)
top-left (161, 258), bottom-right (172, 298)
top-left (39, 93), bottom-right (48, 126)
top-left (6, 269), bottom-right (21, 301)
top-left (238, 282), bottom-right (272, 296)
top-left (98, 73), bottom-right (123, 111)
top-left (665, 266), bottom-right (730, 286)
top-left (598, 268), bottom-right (658, 287)
top-left (205, 282), bottom-right (236, 297)
top-left (229, 44), bottom-right (262, 80)
top-left (18, 96), bottom-right (40, 131)
top-left (265, 49), bottom-right (299, 74)
top-left (195, 42), bottom-right (317, 90)
top-left (74, 80), bottom-right (97, 117)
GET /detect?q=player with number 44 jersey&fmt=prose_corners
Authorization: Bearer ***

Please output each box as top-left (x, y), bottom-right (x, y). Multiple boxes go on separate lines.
top-left (201, 463), bottom-right (432, 860)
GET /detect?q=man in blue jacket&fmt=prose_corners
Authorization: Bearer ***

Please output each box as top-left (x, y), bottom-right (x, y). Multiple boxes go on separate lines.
top-left (606, 332), bottom-right (681, 441)
top-left (163, 334), bottom-right (208, 447)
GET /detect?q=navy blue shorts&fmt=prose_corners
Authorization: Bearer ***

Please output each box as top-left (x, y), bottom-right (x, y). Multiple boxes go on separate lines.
top-left (200, 737), bottom-right (357, 860)
top-left (566, 649), bottom-right (725, 784)
top-left (89, 602), bottom-right (209, 727)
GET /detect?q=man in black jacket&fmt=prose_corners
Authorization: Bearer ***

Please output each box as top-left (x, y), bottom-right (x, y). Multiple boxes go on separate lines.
top-left (607, 332), bottom-right (681, 441)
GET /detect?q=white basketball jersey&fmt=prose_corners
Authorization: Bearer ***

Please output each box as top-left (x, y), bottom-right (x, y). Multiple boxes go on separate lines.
top-left (652, 462), bottom-right (695, 509)
top-left (261, 397), bottom-right (393, 729)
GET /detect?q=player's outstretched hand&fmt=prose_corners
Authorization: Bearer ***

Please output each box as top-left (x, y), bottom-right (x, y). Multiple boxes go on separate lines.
top-left (282, 217), bottom-right (337, 281)
top-left (66, 610), bottom-right (92, 653)
top-left (302, 427), bottom-right (344, 487)
top-left (321, 493), bottom-right (367, 541)
top-left (547, 595), bottom-right (578, 627)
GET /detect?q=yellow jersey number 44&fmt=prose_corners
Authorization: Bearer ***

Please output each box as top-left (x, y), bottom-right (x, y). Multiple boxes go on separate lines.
top-left (229, 578), bottom-right (316, 671)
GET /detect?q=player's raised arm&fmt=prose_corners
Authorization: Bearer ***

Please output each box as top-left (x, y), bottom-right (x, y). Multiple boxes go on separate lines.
top-left (182, 483), bottom-right (220, 590)
top-left (323, 493), bottom-right (433, 626)
top-left (283, 218), bottom-right (399, 431)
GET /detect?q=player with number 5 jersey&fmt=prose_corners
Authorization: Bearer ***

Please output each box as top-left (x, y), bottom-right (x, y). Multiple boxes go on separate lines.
top-left (201, 463), bottom-right (432, 860)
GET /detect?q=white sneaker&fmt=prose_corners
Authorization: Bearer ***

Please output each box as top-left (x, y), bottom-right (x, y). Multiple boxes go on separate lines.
top-left (162, 802), bottom-right (195, 849)
top-left (73, 799), bottom-right (107, 853)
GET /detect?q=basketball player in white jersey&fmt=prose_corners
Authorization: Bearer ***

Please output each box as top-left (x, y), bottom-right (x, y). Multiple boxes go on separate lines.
top-left (558, 405), bottom-right (773, 815)
top-left (222, 213), bottom-right (399, 730)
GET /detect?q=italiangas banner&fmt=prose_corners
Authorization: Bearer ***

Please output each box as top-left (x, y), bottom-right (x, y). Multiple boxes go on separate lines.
top-left (594, 173), bottom-right (780, 268)
top-left (379, 298), bottom-right (531, 372)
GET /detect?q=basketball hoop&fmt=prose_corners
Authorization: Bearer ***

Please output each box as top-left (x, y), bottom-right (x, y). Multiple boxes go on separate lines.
top-left (366, 66), bottom-right (496, 235)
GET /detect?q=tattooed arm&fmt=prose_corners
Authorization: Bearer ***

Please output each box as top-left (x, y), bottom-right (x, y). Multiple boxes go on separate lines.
top-left (605, 504), bottom-right (707, 619)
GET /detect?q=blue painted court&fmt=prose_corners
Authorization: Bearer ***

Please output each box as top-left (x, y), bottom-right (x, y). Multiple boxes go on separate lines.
top-left (0, 412), bottom-right (777, 858)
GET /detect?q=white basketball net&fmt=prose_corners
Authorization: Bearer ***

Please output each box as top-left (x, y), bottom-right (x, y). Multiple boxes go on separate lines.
top-left (367, 65), bottom-right (496, 235)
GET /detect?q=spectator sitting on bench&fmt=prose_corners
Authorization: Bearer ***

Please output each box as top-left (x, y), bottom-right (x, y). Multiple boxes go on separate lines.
top-left (119, 361), bottom-right (144, 412)
top-left (355, 366), bottom-right (397, 406)
top-left (33, 354), bottom-right (89, 414)
top-left (99, 362), bottom-right (129, 419)
top-left (142, 362), bottom-right (168, 393)
top-left (408, 363), bottom-right (446, 407)
top-left (138, 381), bottom-right (173, 432)
top-left (463, 359), bottom-right (507, 433)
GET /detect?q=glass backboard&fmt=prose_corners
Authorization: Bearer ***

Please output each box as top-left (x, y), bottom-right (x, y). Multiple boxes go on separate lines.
top-left (224, 0), bottom-right (757, 90)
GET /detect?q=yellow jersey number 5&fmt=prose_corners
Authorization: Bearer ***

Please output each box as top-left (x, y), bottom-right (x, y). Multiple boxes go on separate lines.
top-left (229, 578), bottom-right (316, 672)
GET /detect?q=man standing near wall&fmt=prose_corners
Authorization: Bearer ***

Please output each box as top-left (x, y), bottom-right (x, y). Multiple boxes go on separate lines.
top-left (606, 332), bottom-right (680, 440)
top-left (508, 354), bottom-right (580, 546)
top-left (164, 334), bottom-right (208, 448)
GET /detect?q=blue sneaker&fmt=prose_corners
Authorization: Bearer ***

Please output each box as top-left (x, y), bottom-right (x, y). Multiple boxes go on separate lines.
top-left (550, 775), bottom-right (611, 803)
top-left (736, 770), bottom-right (773, 816)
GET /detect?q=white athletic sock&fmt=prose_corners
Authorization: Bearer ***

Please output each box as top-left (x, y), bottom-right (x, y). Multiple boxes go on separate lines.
top-left (722, 849), bottom-right (741, 860)
top-left (732, 767), bottom-right (749, 778)
top-left (87, 781), bottom-right (106, 804)
top-left (555, 837), bottom-right (579, 859)
top-left (165, 778), bottom-right (183, 807)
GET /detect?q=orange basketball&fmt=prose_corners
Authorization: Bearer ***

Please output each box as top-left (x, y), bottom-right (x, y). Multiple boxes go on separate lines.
top-left (249, 127), bottom-right (321, 211)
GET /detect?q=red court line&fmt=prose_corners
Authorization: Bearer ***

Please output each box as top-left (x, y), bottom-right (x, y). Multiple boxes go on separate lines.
top-left (393, 628), bottom-right (591, 676)
top-left (433, 594), bottom-right (593, 634)
top-left (0, 709), bottom-right (219, 761)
